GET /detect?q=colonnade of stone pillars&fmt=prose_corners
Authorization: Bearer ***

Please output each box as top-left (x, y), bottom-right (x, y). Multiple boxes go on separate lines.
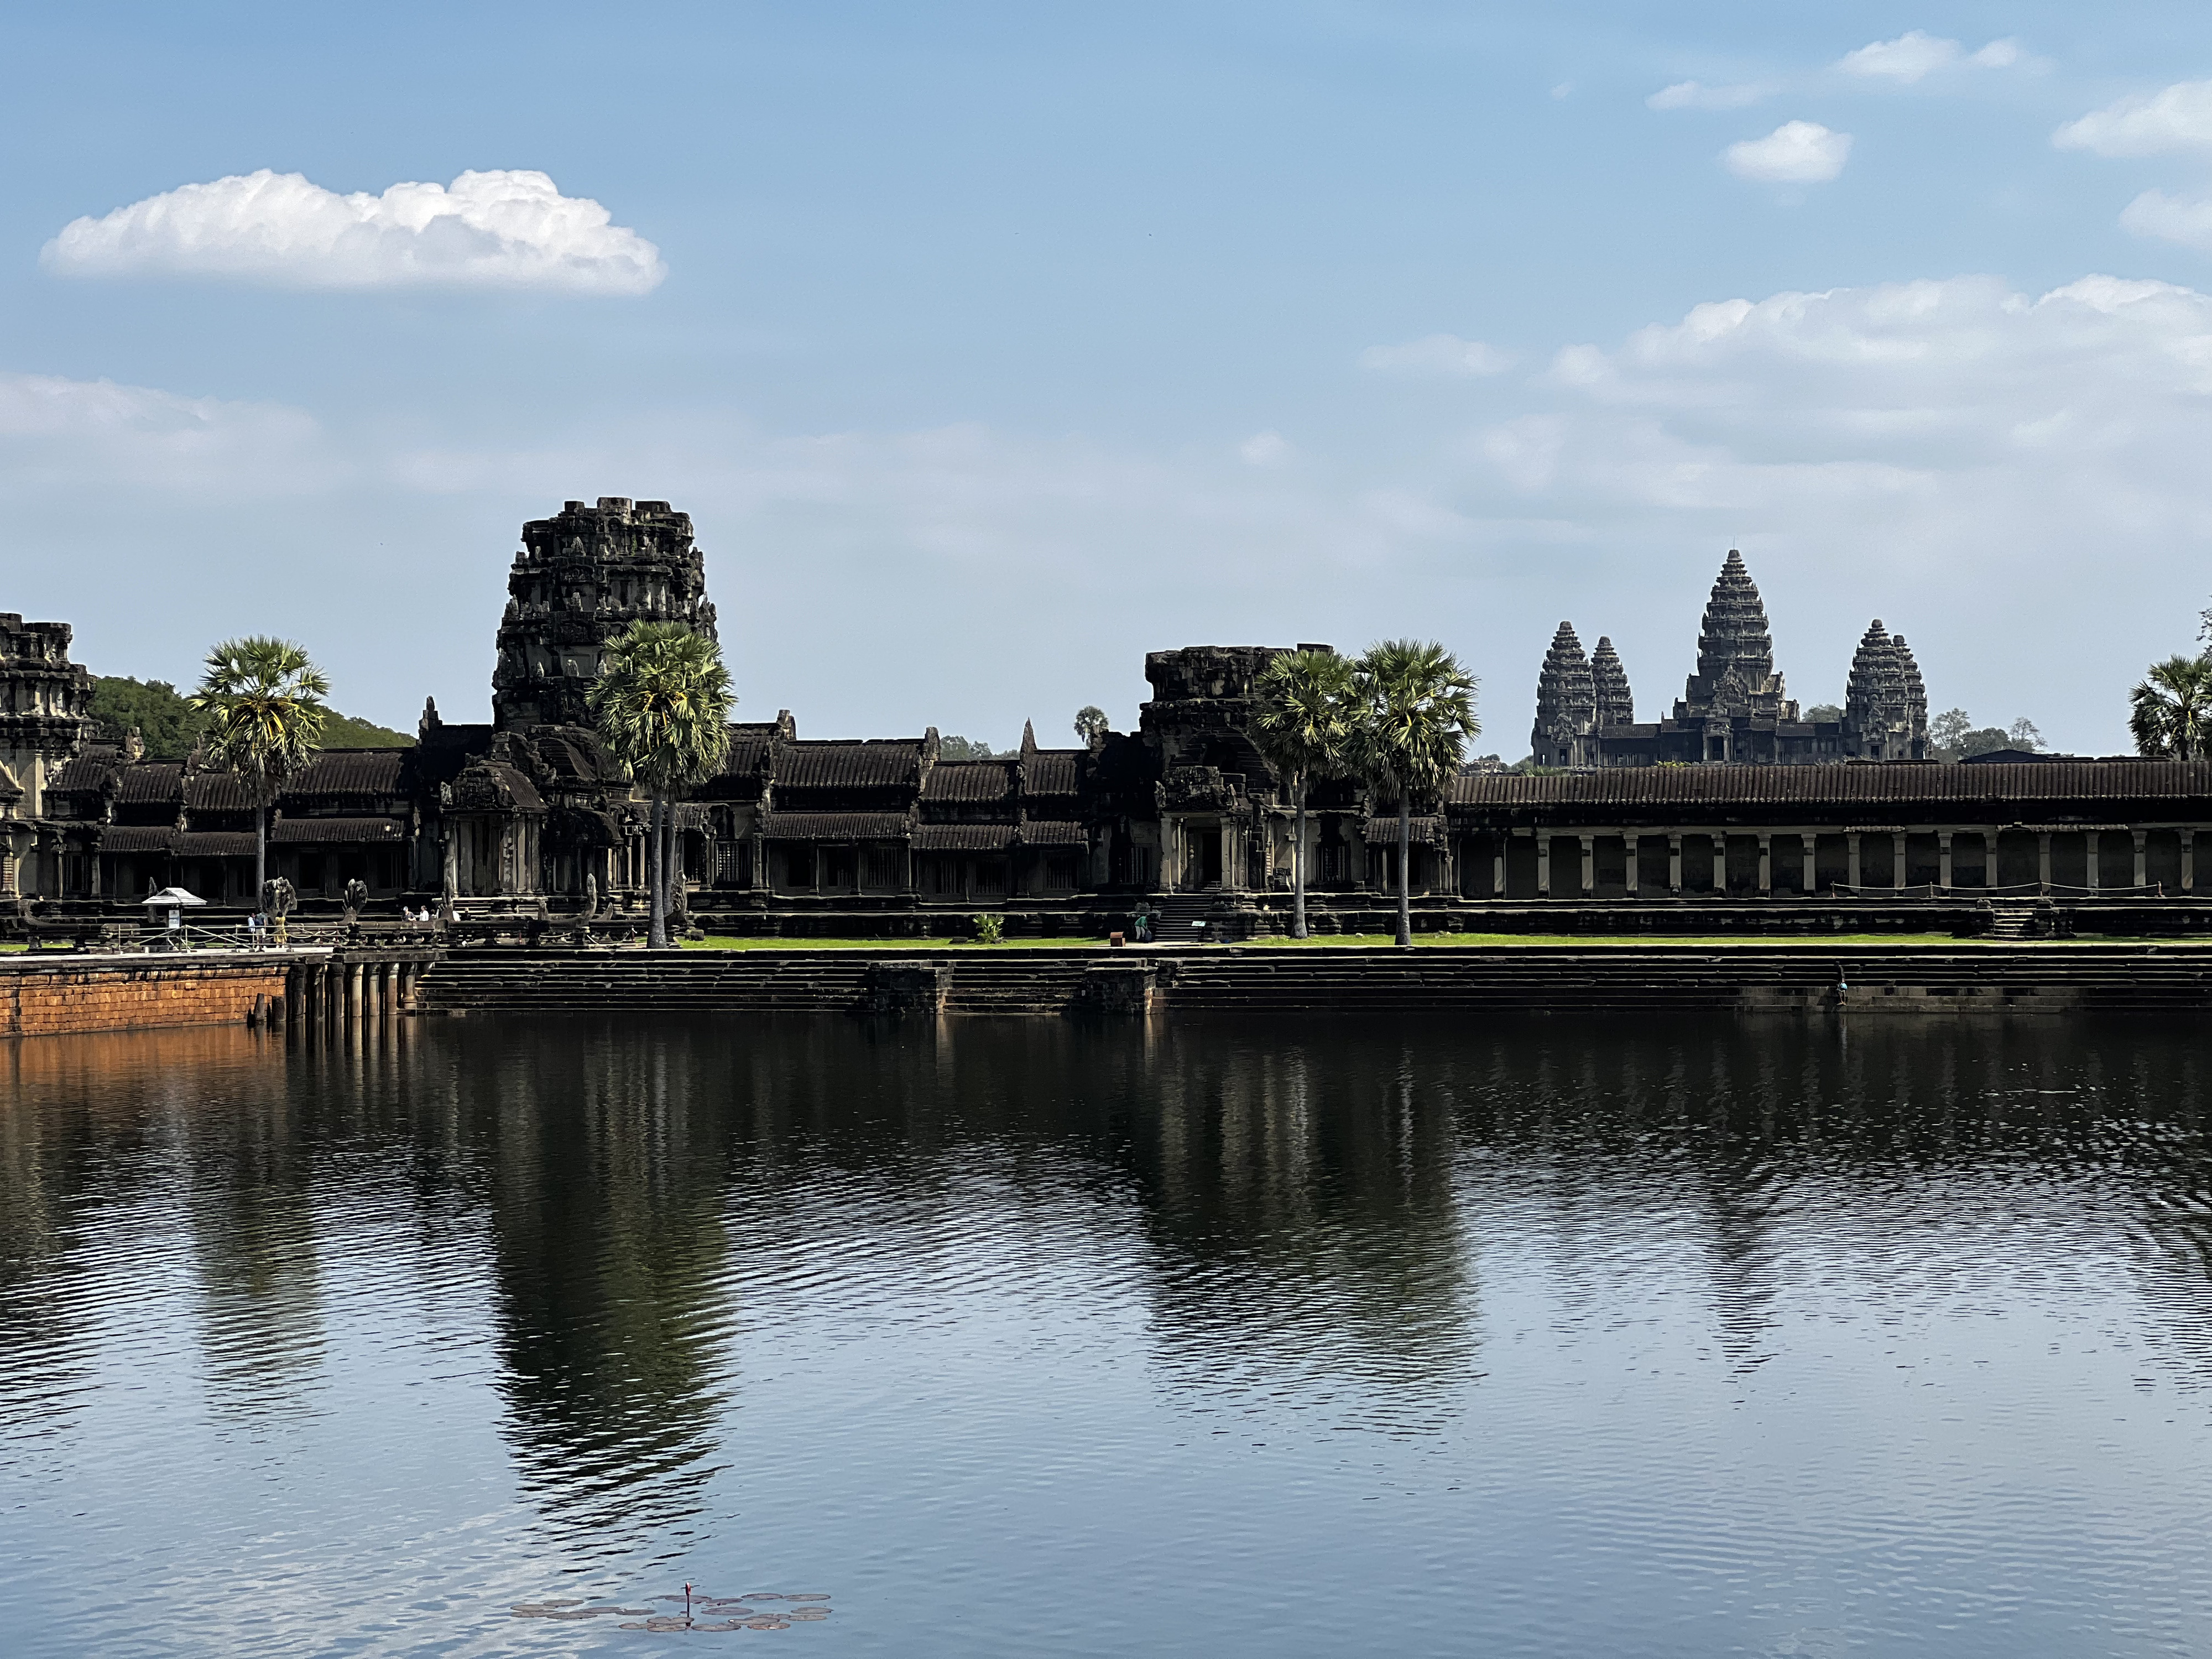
top-left (280, 957), bottom-right (427, 1029)
top-left (1511, 826), bottom-right (2200, 899)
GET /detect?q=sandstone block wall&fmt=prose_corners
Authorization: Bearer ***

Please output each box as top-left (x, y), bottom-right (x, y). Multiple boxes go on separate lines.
top-left (1, 956), bottom-right (296, 1038)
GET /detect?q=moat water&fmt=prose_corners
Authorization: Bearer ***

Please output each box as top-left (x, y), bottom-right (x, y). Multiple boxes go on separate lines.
top-left (4, 1013), bottom-right (2212, 1656)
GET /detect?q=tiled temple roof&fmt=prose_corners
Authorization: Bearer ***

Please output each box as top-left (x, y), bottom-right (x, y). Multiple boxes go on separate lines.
top-left (776, 743), bottom-right (923, 790)
top-left (288, 751), bottom-right (408, 799)
top-left (1021, 820), bottom-right (1087, 847)
top-left (1447, 760), bottom-right (2212, 812)
top-left (176, 831), bottom-right (257, 857)
top-left (914, 823), bottom-right (1014, 852)
top-left (272, 817), bottom-right (409, 843)
top-left (760, 811), bottom-right (910, 841)
top-left (923, 761), bottom-right (1012, 802)
top-left (1023, 753), bottom-right (1081, 795)
top-left (97, 826), bottom-right (175, 853)
top-left (115, 765), bottom-right (182, 806)
top-left (1363, 815), bottom-right (1449, 845)
top-left (50, 757), bottom-right (116, 793)
top-left (185, 773), bottom-right (256, 812)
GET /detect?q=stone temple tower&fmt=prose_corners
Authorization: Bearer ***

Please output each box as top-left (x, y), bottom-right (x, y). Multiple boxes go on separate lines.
top-left (1590, 637), bottom-right (1635, 731)
top-left (491, 497), bottom-right (719, 730)
top-left (1843, 620), bottom-right (1928, 760)
top-left (1530, 622), bottom-right (1598, 768)
top-left (1670, 549), bottom-right (1797, 727)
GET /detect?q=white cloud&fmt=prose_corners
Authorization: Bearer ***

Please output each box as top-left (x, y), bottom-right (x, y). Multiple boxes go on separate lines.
top-left (1724, 122), bottom-right (1852, 184)
top-left (1647, 80), bottom-right (1773, 112)
top-left (1238, 430), bottom-right (1291, 467)
top-left (1835, 30), bottom-right (2022, 83)
top-left (2120, 190), bottom-right (2212, 251)
top-left (41, 169), bottom-right (665, 294)
top-left (0, 369), bottom-right (323, 491)
top-left (1359, 335), bottom-right (1514, 376)
top-left (1837, 30), bottom-right (1960, 82)
top-left (2056, 80), bottom-right (2212, 158)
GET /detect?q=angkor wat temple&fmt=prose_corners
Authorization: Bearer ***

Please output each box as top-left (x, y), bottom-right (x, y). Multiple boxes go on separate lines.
top-left (6, 500), bottom-right (2211, 931)
top-left (1531, 549), bottom-right (1930, 766)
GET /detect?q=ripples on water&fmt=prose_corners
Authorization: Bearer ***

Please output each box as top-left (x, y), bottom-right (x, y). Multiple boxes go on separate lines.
top-left (4, 1014), bottom-right (2212, 1655)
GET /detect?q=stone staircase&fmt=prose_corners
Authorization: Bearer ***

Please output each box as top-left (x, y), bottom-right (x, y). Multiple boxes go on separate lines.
top-left (1145, 891), bottom-right (1225, 944)
top-left (408, 942), bottom-right (2212, 1020)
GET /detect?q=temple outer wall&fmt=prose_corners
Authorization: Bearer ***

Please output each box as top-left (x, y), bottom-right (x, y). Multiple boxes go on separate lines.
top-left (1, 953), bottom-right (305, 1038)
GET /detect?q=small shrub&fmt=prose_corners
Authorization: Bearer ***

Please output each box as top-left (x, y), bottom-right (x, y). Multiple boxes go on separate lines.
top-left (971, 912), bottom-right (1006, 945)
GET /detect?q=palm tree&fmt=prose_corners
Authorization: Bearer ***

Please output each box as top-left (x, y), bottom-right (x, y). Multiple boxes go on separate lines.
top-left (189, 638), bottom-right (330, 906)
top-left (1253, 648), bottom-right (1357, 940)
top-left (2130, 655), bottom-right (2212, 760)
top-left (588, 622), bottom-right (734, 948)
top-left (1350, 639), bottom-right (1479, 948)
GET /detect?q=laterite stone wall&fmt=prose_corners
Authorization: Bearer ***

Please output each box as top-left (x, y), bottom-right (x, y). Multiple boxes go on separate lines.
top-left (1, 955), bottom-right (298, 1038)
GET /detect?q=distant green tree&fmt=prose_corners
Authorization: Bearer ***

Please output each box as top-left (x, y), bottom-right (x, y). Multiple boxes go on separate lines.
top-left (315, 712), bottom-right (413, 748)
top-left (91, 674), bottom-right (408, 758)
top-left (1072, 706), bottom-right (1109, 746)
top-left (1803, 703), bottom-right (1843, 724)
top-left (937, 735), bottom-right (999, 760)
top-left (1930, 708), bottom-right (1972, 756)
top-left (588, 622), bottom-right (734, 948)
top-left (1931, 707), bottom-right (2047, 760)
top-left (1251, 649), bottom-right (1357, 940)
top-left (190, 639), bottom-right (331, 901)
top-left (1349, 640), bottom-right (1479, 949)
top-left (2131, 656), bottom-right (2212, 761)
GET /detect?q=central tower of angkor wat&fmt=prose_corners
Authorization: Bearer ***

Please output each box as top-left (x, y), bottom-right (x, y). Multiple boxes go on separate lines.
top-left (1530, 549), bottom-right (1929, 767)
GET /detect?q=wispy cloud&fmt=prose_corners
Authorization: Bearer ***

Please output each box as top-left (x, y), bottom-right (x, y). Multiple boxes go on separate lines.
top-left (1359, 335), bottom-right (1514, 377)
top-left (2056, 80), bottom-right (2212, 157)
top-left (1835, 30), bottom-right (2023, 84)
top-left (1648, 80), bottom-right (1774, 112)
top-left (43, 169), bottom-right (665, 295)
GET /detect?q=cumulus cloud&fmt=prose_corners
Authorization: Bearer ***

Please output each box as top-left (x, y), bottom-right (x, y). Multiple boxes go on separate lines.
top-left (1835, 30), bottom-right (2022, 82)
top-left (42, 169), bottom-right (665, 294)
top-left (1359, 335), bottom-right (1514, 376)
top-left (1724, 122), bottom-right (1853, 184)
top-left (2056, 80), bottom-right (2212, 157)
top-left (1647, 80), bottom-right (1773, 112)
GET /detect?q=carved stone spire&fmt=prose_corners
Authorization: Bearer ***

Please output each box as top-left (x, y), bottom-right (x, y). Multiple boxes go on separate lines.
top-left (1671, 549), bottom-right (1797, 725)
top-left (1531, 622), bottom-right (1597, 767)
top-left (1590, 636), bottom-right (1634, 729)
top-left (1843, 620), bottom-right (1929, 760)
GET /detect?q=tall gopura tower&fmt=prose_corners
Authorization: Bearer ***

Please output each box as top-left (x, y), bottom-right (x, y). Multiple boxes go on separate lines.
top-left (1530, 622), bottom-right (1598, 767)
top-left (1670, 549), bottom-right (1797, 724)
top-left (1844, 620), bottom-right (1928, 759)
top-left (0, 614), bottom-right (95, 821)
top-left (491, 497), bottom-right (719, 730)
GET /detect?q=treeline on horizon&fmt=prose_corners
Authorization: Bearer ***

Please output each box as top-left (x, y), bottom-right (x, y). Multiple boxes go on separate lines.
top-left (88, 675), bottom-right (412, 759)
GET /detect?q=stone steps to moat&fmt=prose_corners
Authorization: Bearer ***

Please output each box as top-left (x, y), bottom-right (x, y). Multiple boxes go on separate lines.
top-left (410, 944), bottom-right (2212, 1018)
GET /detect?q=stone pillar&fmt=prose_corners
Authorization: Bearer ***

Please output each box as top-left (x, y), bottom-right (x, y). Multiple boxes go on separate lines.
top-left (1892, 832), bottom-right (1907, 892)
top-left (1847, 832), bottom-right (1861, 890)
top-left (1668, 833), bottom-right (1683, 898)
top-left (1492, 843), bottom-right (1506, 901)
top-left (1624, 833), bottom-right (1640, 899)
top-left (1579, 834), bottom-right (1594, 899)
top-left (347, 963), bottom-right (364, 1020)
top-left (1757, 833), bottom-right (1772, 896)
top-left (1938, 830), bottom-right (1954, 893)
top-left (1801, 833), bottom-right (1817, 897)
top-left (1222, 821), bottom-right (1239, 893)
top-left (2086, 830), bottom-right (2100, 893)
top-left (2038, 832), bottom-right (2052, 895)
top-left (1536, 834), bottom-right (1552, 899)
top-left (2184, 828), bottom-right (2196, 894)
top-left (2133, 828), bottom-right (2148, 891)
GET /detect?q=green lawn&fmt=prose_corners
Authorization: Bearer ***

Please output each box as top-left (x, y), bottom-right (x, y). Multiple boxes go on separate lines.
top-left (678, 930), bottom-right (2038, 952)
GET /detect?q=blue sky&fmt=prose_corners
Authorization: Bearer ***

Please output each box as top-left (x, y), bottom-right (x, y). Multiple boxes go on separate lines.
top-left (7, 2), bottom-right (2212, 753)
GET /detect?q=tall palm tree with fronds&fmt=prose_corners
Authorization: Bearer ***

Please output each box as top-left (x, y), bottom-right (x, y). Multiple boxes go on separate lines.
top-left (1253, 648), bottom-right (1357, 940)
top-left (190, 638), bottom-right (330, 905)
top-left (1350, 639), bottom-right (1479, 949)
top-left (588, 621), bottom-right (734, 948)
top-left (2131, 655), bottom-right (2212, 761)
